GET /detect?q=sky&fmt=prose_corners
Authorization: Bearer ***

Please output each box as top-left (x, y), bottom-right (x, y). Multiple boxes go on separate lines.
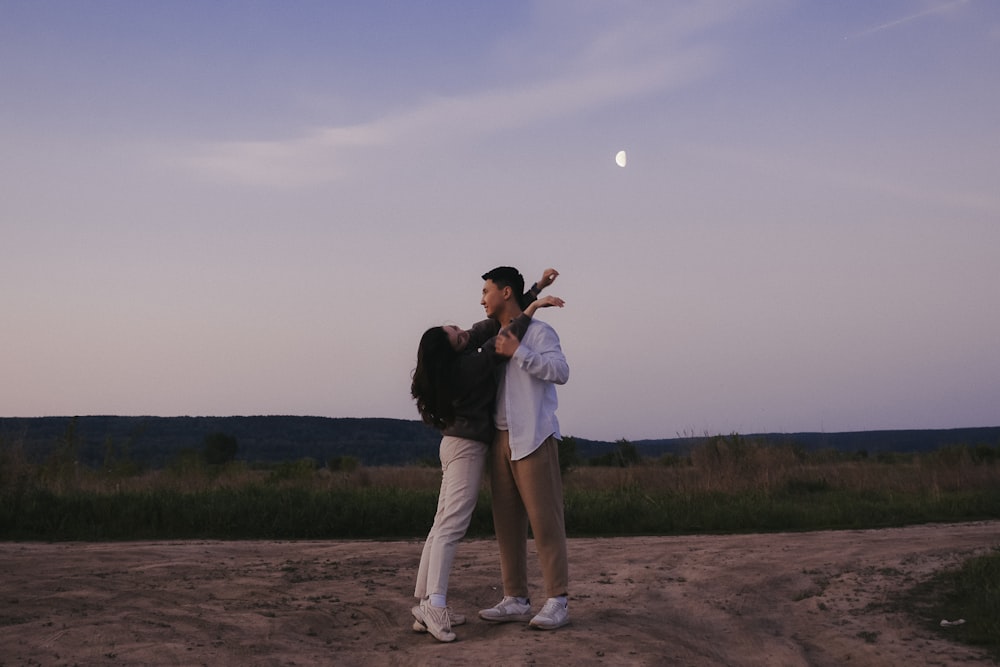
top-left (2, 0), bottom-right (998, 442)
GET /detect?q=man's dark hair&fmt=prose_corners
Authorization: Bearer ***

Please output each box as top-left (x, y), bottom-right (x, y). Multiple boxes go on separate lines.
top-left (481, 266), bottom-right (525, 299)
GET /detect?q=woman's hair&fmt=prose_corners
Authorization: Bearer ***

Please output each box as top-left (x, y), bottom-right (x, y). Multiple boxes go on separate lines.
top-left (411, 326), bottom-right (459, 430)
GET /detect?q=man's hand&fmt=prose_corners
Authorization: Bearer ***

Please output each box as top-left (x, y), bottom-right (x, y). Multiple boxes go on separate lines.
top-left (494, 328), bottom-right (520, 357)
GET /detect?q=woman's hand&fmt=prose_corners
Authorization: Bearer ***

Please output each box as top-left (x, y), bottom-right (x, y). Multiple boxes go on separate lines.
top-left (524, 295), bottom-right (565, 318)
top-left (494, 329), bottom-right (519, 357)
top-left (537, 268), bottom-right (559, 289)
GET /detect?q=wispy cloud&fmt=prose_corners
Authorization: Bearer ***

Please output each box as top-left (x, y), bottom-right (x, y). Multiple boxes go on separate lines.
top-left (849, 0), bottom-right (970, 39)
top-left (174, 2), bottom-right (746, 188)
top-left (179, 125), bottom-right (387, 188)
top-left (180, 58), bottom-right (713, 188)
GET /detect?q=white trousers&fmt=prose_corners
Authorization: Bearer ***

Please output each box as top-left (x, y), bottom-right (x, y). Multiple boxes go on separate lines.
top-left (413, 436), bottom-right (488, 600)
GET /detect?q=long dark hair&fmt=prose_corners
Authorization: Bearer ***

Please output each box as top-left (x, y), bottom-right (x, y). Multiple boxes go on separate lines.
top-left (411, 326), bottom-right (459, 430)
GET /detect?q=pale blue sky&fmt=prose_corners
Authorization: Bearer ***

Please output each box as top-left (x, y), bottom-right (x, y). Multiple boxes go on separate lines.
top-left (2, 1), bottom-right (998, 441)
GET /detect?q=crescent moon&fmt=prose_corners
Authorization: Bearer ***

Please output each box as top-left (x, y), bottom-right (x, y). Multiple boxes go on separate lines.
top-left (615, 150), bottom-right (627, 168)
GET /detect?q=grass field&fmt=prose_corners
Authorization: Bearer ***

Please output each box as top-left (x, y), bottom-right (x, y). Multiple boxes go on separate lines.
top-left (3, 433), bottom-right (1000, 540)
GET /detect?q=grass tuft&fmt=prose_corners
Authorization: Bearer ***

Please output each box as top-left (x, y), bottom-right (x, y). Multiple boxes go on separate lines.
top-left (900, 548), bottom-right (1000, 662)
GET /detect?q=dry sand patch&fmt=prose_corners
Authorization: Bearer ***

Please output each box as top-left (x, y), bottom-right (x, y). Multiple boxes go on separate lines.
top-left (1, 521), bottom-right (998, 666)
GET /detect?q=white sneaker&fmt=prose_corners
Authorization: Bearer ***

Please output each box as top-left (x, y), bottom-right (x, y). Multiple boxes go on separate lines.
top-left (412, 600), bottom-right (455, 642)
top-left (478, 596), bottom-right (533, 623)
top-left (411, 605), bottom-right (466, 632)
top-left (529, 598), bottom-right (569, 630)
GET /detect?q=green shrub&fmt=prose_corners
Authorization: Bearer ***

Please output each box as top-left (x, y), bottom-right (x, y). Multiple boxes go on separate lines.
top-left (328, 455), bottom-right (360, 472)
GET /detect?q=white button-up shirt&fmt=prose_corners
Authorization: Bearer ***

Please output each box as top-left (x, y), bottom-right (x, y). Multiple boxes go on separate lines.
top-left (494, 319), bottom-right (569, 460)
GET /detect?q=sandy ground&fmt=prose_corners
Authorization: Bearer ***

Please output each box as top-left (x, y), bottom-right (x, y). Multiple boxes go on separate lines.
top-left (1, 521), bottom-right (998, 667)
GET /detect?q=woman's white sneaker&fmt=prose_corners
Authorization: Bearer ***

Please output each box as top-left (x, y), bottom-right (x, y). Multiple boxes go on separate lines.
top-left (414, 600), bottom-right (456, 642)
top-left (411, 606), bottom-right (466, 632)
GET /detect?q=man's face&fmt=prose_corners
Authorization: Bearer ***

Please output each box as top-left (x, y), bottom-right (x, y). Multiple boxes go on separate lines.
top-left (480, 279), bottom-right (507, 320)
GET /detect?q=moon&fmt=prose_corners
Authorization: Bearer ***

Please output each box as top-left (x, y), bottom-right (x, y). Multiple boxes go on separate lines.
top-left (615, 150), bottom-right (627, 168)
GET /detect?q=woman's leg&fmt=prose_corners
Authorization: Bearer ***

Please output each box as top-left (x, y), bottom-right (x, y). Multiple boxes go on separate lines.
top-left (422, 436), bottom-right (487, 598)
top-left (414, 437), bottom-right (451, 599)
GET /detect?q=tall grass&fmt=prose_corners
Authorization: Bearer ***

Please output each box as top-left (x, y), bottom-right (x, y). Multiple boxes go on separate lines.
top-left (2, 434), bottom-right (999, 540)
top-left (560, 435), bottom-right (1000, 534)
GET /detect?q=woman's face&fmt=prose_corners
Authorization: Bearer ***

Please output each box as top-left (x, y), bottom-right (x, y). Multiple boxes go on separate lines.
top-left (443, 325), bottom-right (469, 352)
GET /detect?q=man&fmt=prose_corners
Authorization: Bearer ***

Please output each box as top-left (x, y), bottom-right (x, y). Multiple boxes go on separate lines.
top-left (477, 266), bottom-right (571, 630)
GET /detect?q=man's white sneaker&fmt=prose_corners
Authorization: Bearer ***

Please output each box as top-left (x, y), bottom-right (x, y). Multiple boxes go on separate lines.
top-left (529, 598), bottom-right (569, 630)
top-left (478, 596), bottom-right (533, 623)
top-left (413, 600), bottom-right (455, 642)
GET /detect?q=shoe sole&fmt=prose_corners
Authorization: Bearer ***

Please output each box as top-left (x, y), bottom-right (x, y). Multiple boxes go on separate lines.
top-left (478, 613), bottom-right (533, 623)
top-left (529, 618), bottom-right (570, 630)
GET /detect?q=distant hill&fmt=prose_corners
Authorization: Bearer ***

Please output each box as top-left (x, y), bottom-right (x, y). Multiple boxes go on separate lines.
top-left (1, 416), bottom-right (998, 468)
top-left (0, 416), bottom-right (443, 468)
top-left (614, 427), bottom-right (1000, 459)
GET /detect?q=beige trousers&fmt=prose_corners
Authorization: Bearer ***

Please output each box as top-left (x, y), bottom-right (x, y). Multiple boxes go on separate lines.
top-left (489, 431), bottom-right (568, 599)
top-left (414, 436), bottom-right (488, 599)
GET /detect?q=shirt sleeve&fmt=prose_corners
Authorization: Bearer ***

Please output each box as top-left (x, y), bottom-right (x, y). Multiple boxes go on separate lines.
top-left (521, 285), bottom-right (539, 310)
top-left (511, 323), bottom-right (569, 384)
top-left (465, 318), bottom-right (501, 349)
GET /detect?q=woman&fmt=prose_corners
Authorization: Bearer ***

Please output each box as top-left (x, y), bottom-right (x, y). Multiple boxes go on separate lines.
top-left (409, 272), bottom-right (562, 642)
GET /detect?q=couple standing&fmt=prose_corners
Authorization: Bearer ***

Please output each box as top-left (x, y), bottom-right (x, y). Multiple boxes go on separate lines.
top-left (409, 266), bottom-right (570, 642)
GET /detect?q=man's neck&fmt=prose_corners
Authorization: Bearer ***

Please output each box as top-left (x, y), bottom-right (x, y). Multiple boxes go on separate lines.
top-left (494, 302), bottom-right (523, 326)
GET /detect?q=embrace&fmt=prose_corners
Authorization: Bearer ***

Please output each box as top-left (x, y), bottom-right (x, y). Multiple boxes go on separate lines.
top-left (409, 266), bottom-right (570, 642)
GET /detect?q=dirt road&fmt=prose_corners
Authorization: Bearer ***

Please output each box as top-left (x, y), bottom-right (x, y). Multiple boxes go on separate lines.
top-left (2, 521), bottom-right (997, 666)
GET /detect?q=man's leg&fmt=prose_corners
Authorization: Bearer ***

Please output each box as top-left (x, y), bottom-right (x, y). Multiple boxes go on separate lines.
top-left (489, 430), bottom-right (530, 598)
top-left (511, 436), bottom-right (568, 599)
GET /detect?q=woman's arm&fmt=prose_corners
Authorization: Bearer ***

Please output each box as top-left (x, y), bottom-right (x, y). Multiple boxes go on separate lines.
top-left (522, 267), bottom-right (559, 307)
top-left (523, 295), bottom-right (564, 319)
top-left (464, 317), bottom-right (501, 350)
top-left (528, 268), bottom-right (559, 296)
top-left (494, 295), bottom-right (565, 354)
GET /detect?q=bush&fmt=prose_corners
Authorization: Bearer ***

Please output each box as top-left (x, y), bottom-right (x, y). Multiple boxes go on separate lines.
top-left (203, 432), bottom-right (238, 466)
top-left (588, 438), bottom-right (642, 467)
top-left (328, 455), bottom-right (360, 472)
